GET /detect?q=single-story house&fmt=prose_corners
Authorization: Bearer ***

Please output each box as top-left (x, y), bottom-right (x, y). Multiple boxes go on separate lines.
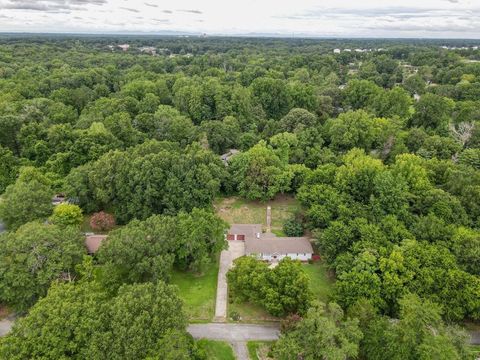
top-left (85, 234), bottom-right (107, 254)
top-left (227, 224), bottom-right (313, 262)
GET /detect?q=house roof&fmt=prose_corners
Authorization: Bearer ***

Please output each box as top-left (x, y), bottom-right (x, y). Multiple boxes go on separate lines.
top-left (245, 236), bottom-right (313, 255)
top-left (228, 224), bottom-right (313, 255)
top-left (85, 234), bottom-right (107, 254)
top-left (229, 224), bottom-right (262, 237)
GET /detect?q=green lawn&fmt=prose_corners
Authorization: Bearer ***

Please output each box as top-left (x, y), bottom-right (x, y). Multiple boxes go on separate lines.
top-left (215, 195), bottom-right (301, 232)
top-left (196, 339), bottom-right (235, 360)
top-left (228, 301), bottom-right (279, 323)
top-left (170, 262), bottom-right (218, 321)
top-left (247, 341), bottom-right (275, 360)
top-left (303, 262), bottom-right (334, 302)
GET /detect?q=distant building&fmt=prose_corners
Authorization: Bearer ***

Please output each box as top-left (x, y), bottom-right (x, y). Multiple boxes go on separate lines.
top-left (333, 49), bottom-right (341, 54)
top-left (118, 44), bottom-right (130, 51)
top-left (140, 46), bottom-right (156, 55)
top-left (85, 234), bottom-right (107, 254)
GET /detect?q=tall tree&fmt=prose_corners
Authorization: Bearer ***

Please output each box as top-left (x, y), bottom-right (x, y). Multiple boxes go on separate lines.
top-left (0, 167), bottom-right (53, 230)
top-left (0, 222), bottom-right (85, 311)
top-left (274, 302), bottom-right (362, 360)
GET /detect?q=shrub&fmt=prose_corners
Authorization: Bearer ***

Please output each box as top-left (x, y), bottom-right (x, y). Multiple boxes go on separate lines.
top-left (280, 314), bottom-right (302, 333)
top-left (230, 310), bottom-right (241, 321)
top-left (89, 211), bottom-right (115, 232)
top-left (49, 203), bottom-right (83, 227)
top-left (283, 217), bottom-right (304, 237)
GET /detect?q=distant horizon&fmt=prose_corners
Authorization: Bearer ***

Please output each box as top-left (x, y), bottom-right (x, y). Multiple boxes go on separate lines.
top-left (1, 0), bottom-right (480, 39)
top-left (0, 31), bottom-right (479, 41)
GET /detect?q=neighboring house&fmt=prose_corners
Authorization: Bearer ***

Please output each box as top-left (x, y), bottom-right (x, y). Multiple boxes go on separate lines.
top-left (220, 149), bottom-right (240, 165)
top-left (85, 234), bottom-right (107, 254)
top-left (227, 224), bottom-right (314, 262)
top-left (52, 194), bottom-right (66, 206)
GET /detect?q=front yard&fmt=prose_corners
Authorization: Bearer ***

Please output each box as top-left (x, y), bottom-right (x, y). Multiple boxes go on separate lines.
top-left (171, 262), bottom-right (219, 322)
top-left (196, 339), bottom-right (235, 360)
top-left (303, 262), bottom-right (334, 302)
top-left (228, 301), bottom-right (279, 323)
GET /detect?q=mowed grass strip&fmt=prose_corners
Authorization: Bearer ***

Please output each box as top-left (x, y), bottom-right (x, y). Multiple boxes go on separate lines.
top-left (196, 339), bottom-right (236, 360)
top-left (303, 262), bottom-right (334, 302)
top-left (170, 262), bottom-right (218, 321)
top-left (229, 301), bottom-right (279, 323)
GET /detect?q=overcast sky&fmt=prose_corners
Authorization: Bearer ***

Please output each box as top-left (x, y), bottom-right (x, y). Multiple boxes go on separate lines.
top-left (0, 0), bottom-right (479, 38)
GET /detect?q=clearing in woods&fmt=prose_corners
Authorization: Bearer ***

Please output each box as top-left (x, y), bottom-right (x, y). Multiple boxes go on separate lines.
top-left (214, 195), bottom-right (301, 233)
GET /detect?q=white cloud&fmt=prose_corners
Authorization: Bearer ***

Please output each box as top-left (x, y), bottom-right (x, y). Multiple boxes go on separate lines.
top-left (0, 0), bottom-right (479, 38)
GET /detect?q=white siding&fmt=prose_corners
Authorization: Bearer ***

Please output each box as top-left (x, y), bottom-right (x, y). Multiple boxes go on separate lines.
top-left (254, 253), bottom-right (312, 262)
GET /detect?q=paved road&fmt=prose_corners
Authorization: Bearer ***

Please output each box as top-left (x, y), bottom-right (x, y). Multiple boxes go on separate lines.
top-left (214, 241), bottom-right (245, 321)
top-left (188, 323), bottom-right (279, 360)
top-left (0, 221), bottom-right (5, 233)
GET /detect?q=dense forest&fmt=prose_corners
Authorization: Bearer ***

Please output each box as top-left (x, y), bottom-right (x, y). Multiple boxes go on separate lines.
top-left (1, 35), bottom-right (480, 359)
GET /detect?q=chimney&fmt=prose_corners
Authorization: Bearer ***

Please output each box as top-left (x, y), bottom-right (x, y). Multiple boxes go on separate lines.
top-left (266, 206), bottom-right (271, 233)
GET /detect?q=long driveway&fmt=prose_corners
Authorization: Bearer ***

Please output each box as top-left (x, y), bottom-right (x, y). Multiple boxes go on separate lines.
top-left (214, 241), bottom-right (245, 321)
top-left (188, 323), bottom-right (280, 360)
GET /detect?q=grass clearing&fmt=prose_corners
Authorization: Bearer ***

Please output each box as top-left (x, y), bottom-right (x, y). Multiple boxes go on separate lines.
top-left (171, 262), bottom-right (218, 321)
top-left (247, 341), bottom-right (275, 360)
top-left (196, 339), bottom-right (235, 360)
top-left (303, 262), bottom-right (334, 302)
top-left (215, 195), bottom-right (301, 232)
top-left (229, 301), bottom-right (279, 323)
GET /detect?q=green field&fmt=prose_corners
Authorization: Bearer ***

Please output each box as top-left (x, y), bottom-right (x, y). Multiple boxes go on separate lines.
top-left (303, 262), bottom-right (334, 302)
top-left (171, 262), bottom-right (218, 321)
top-left (247, 341), bottom-right (275, 360)
top-left (215, 195), bottom-right (301, 232)
top-left (196, 339), bottom-right (235, 360)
